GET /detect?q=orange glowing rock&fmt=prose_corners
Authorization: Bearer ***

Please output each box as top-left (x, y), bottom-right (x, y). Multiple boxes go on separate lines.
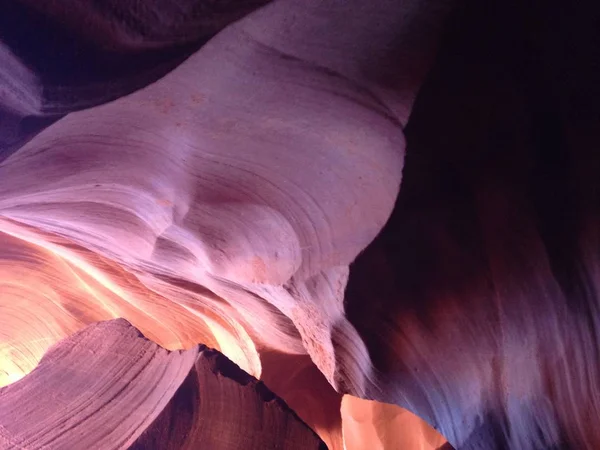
top-left (2, 0), bottom-right (598, 448)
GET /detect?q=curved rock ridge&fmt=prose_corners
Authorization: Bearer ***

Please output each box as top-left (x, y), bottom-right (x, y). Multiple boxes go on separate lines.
top-left (0, 224), bottom-right (262, 386)
top-left (0, 0), bottom-right (454, 399)
top-left (0, 0), bottom-right (271, 115)
top-left (341, 0), bottom-right (600, 447)
top-left (0, 0), bottom-right (454, 447)
top-left (0, 224), bottom-right (448, 449)
top-left (0, 0), bottom-right (271, 158)
top-left (0, 319), bottom-right (326, 450)
top-left (2, 0), bottom-right (597, 448)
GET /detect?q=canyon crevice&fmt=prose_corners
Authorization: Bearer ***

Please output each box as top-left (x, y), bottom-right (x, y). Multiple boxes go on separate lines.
top-left (0, 0), bottom-right (599, 448)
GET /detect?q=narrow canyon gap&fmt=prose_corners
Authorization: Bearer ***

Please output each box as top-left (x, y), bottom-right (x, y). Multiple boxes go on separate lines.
top-left (0, 0), bottom-right (599, 449)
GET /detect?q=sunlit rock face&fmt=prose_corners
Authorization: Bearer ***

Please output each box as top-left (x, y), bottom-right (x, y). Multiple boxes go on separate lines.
top-left (0, 226), bottom-right (261, 385)
top-left (1, 0), bottom-right (599, 448)
top-left (0, 0), bottom-right (451, 448)
top-left (0, 0), bottom-right (455, 394)
top-left (341, 396), bottom-right (447, 450)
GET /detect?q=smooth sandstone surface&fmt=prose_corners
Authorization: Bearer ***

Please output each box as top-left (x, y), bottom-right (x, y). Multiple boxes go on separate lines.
top-left (0, 0), bottom-right (451, 448)
top-left (0, 0), bottom-right (599, 448)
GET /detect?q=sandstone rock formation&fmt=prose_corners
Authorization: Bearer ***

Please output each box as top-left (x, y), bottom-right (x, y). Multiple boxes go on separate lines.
top-left (0, 0), bottom-right (598, 448)
top-left (0, 0), bottom-right (270, 156)
top-left (0, 319), bottom-right (326, 449)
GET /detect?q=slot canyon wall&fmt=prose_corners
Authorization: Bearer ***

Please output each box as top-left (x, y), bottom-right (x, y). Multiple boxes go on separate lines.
top-left (0, 0), bottom-right (599, 448)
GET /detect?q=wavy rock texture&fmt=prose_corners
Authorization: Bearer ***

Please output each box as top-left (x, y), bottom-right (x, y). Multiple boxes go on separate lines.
top-left (0, 0), bottom-right (454, 393)
top-left (343, 0), bottom-right (600, 447)
top-left (0, 319), bottom-right (325, 449)
top-left (0, 0), bottom-right (270, 157)
top-left (1, 0), bottom-right (598, 448)
top-left (0, 0), bottom-right (452, 447)
top-left (0, 226), bottom-right (261, 385)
